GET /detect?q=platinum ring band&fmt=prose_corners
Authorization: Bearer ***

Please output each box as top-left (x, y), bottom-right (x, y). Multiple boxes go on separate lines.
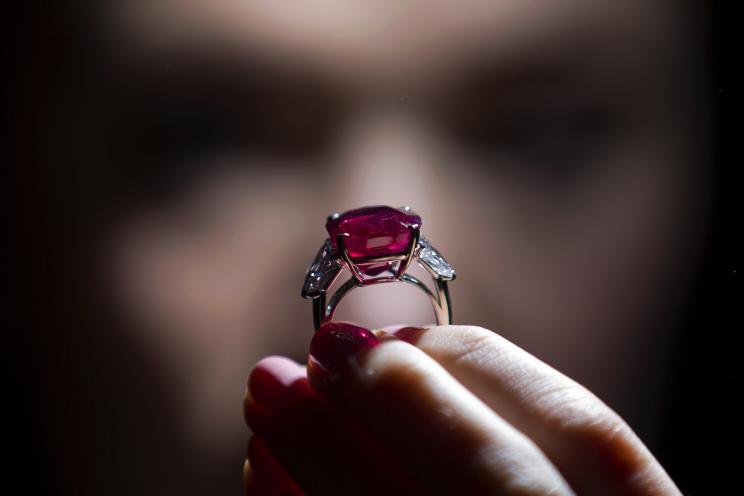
top-left (312, 262), bottom-right (453, 330)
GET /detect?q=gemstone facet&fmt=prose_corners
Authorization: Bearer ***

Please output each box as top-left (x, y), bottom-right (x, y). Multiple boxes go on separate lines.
top-left (302, 239), bottom-right (343, 298)
top-left (418, 236), bottom-right (456, 280)
top-left (326, 206), bottom-right (421, 259)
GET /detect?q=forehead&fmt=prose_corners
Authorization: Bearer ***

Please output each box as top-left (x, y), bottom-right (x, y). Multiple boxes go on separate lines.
top-left (108, 0), bottom-right (680, 87)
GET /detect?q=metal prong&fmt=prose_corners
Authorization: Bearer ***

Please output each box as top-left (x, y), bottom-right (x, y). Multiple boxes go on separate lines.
top-left (313, 293), bottom-right (325, 330)
top-left (336, 233), bottom-right (364, 285)
top-left (326, 212), bottom-right (341, 222)
top-left (395, 224), bottom-right (420, 279)
top-left (399, 205), bottom-right (412, 212)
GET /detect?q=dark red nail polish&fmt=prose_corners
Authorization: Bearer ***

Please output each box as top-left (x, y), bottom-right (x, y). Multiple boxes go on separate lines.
top-left (388, 326), bottom-right (428, 343)
top-left (308, 322), bottom-right (379, 387)
top-left (248, 357), bottom-right (310, 416)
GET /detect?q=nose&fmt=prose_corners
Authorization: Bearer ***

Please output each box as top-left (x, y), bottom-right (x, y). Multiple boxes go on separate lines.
top-left (325, 108), bottom-right (443, 328)
top-left (329, 107), bottom-right (438, 215)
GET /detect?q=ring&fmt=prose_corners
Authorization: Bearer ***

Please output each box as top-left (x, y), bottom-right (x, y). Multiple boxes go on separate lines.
top-left (301, 205), bottom-right (455, 330)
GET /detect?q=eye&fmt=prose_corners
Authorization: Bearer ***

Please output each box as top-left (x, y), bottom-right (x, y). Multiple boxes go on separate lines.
top-left (447, 105), bottom-right (613, 178)
top-left (494, 109), bottom-right (610, 167)
top-left (111, 78), bottom-right (347, 202)
top-left (136, 100), bottom-right (240, 163)
top-left (126, 91), bottom-right (343, 164)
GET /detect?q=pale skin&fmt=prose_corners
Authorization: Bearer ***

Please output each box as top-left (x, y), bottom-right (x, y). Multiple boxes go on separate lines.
top-left (243, 325), bottom-right (681, 494)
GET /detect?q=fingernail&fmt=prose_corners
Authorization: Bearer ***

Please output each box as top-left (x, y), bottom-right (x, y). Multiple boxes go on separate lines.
top-left (308, 322), bottom-right (379, 389)
top-left (248, 356), bottom-right (310, 415)
top-left (388, 326), bottom-right (428, 343)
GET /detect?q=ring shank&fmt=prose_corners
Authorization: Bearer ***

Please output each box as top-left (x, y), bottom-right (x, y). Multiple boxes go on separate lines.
top-left (312, 271), bottom-right (451, 330)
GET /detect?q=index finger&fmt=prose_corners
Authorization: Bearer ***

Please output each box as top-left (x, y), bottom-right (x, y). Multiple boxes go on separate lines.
top-left (387, 325), bottom-right (680, 496)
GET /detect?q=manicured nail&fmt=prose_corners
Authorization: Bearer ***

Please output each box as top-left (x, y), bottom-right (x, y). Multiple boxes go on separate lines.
top-left (388, 326), bottom-right (428, 343)
top-left (308, 322), bottom-right (379, 389)
top-left (248, 356), bottom-right (310, 415)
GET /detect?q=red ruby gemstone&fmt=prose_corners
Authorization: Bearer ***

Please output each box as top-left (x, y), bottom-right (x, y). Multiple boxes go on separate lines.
top-left (326, 206), bottom-right (421, 259)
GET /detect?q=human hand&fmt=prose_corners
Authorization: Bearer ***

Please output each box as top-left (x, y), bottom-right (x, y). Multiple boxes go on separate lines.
top-left (243, 323), bottom-right (680, 495)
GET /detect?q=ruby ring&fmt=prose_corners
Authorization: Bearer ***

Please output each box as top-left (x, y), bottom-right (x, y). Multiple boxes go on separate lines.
top-left (302, 205), bottom-right (455, 330)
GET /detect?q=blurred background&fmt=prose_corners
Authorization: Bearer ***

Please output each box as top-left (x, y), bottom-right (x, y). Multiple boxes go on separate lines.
top-left (11, 1), bottom-right (736, 494)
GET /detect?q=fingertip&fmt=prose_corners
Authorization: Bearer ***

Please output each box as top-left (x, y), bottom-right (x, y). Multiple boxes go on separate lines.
top-left (248, 356), bottom-right (309, 415)
top-left (307, 322), bottom-right (379, 392)
top-left (250, 356), bottom-right (305, 391)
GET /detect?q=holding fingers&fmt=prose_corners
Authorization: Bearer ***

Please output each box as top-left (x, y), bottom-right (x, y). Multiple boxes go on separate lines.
top-left (244, 324), bottom-right (680, 495)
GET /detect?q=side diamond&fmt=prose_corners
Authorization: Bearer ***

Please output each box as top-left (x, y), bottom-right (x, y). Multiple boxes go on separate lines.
top-left (302, 239), bottom-right (343, 298)
top-left (417, 237), bottom-right (455, 280)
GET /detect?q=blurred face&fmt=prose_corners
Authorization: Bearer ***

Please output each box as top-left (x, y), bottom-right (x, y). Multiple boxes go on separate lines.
top-left (88, 0), bottom-right (706, 475)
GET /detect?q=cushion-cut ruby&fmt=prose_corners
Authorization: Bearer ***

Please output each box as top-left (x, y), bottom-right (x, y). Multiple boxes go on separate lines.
top-left (326, 206), bottom-right (421, 259)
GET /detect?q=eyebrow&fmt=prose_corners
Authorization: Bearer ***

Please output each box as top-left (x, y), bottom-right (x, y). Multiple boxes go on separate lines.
top-left (112, 11), bottom-right (663, 125)
top-left (115, 45), bottom-right (347, 104)
top-left (444, 22), bottom-right (673, 113)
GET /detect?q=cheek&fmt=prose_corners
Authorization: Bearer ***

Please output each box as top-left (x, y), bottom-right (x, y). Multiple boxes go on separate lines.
top-left (102, 166), bottom-right (321, 361)
top-left (108, 220), bottom-right (257, 347)
top-left (443, 145), bottom-right (703, 362)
